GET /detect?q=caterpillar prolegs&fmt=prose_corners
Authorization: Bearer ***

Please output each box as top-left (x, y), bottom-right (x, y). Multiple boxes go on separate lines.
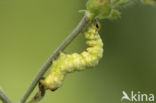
top-left (40, 20), bottom-right (104, 91)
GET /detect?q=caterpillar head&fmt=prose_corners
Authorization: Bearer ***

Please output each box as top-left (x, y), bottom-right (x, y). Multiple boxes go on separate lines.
top-left (93, 20), bottom-right (101, 31)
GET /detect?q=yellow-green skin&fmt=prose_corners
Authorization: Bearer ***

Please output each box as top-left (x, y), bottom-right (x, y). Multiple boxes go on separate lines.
top-left (40, 21), bottom-right (103, 91)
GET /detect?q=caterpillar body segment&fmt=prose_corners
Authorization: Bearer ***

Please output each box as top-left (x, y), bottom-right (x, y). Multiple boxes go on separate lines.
top-left (40, 20), bottom-right (104, 91)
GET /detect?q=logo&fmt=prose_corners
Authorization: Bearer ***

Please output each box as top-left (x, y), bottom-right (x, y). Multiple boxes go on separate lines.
top-left (121, 91), bottom-right (154, 102)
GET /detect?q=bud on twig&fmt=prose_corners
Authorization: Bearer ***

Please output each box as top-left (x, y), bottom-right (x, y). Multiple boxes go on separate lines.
top-left (87, 0), bottom-right (112, 19)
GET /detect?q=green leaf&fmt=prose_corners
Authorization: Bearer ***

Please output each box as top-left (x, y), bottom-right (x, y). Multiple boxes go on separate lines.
top-left (108, 9), bottom-right (121, 19)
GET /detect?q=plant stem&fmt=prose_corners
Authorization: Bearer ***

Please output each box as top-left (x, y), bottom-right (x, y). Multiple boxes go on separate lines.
top-left (19, 13), bottom-right (89, 103)
top-left (26, 90), bottom-right (43, 103)
top-left (0, 87), bottom-right (12, 103)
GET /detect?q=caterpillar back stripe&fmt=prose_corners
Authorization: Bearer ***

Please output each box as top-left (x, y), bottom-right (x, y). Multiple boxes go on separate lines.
top-left (40, 20), bottom-right (104, 91)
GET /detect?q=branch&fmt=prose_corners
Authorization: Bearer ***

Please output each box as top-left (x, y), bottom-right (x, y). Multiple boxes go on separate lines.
top-left (0, 87), bottom-right (12, 103)
top-left (26, 82), bottom-right (45, 103)
top-left (19, 13), bottom-right (89, 103)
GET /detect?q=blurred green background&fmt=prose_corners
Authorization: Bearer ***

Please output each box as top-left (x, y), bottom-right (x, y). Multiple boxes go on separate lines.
top-left (0, 0), bottom-right (156, 103)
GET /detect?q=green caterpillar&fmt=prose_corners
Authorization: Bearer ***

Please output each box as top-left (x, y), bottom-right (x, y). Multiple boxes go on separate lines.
top-left (40, 20), bottom-right (104, 91)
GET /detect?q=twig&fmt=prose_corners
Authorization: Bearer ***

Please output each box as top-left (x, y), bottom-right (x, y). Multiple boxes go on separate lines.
top-left (26, 78), bottom-right (46, 103)
top-left (19, 13), bottom-right (89, 103)
top-left (0, 87), bottom-right (12, 103)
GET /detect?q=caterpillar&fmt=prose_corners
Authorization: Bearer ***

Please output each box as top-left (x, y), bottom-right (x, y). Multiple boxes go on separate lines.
top-left (40, 20), bottom-right (104, 91)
